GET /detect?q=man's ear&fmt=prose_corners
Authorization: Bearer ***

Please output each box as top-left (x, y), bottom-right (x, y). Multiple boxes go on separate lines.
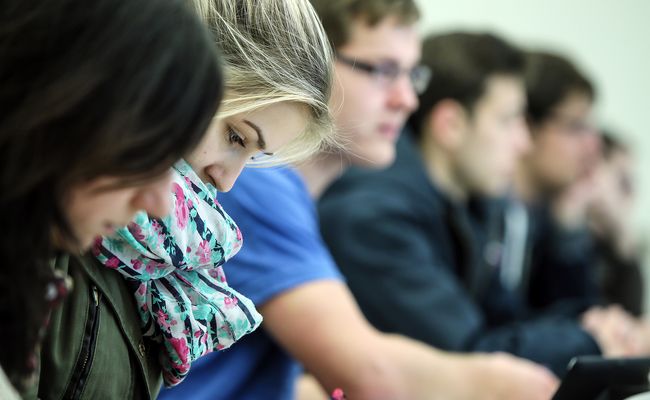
top-left (424, 99), bottom-right (468, 151)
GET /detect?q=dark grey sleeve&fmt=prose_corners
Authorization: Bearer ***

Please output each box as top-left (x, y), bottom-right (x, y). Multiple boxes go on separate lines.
top-left (320, 194), bottom-right (600, 376)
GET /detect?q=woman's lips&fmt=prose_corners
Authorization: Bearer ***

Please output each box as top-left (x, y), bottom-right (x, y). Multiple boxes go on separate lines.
top-left (378, 124), bottom-right (400, 141)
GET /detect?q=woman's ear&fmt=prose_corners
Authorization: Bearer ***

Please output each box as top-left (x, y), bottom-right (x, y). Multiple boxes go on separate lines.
top-left (425, 99), bottom-right (468, 151)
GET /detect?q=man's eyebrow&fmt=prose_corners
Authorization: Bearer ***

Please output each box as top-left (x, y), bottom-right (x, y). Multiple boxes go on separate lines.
top-left (243, 120), bottom-right (267, 151)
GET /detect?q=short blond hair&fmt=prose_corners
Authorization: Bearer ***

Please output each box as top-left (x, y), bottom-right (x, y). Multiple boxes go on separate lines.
top-left (191, 0), bottom-right (336, 165)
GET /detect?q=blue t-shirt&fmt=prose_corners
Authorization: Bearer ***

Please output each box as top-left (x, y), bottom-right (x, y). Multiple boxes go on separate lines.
top-left (159, 167), bottom-right (342, 400)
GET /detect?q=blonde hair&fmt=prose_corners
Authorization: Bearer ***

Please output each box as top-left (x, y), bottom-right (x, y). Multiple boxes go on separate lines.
top-left (191, 0), bottom-right (336, 165)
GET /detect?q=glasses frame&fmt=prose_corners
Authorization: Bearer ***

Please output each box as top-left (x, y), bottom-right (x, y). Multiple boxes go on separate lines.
top-left (336, 53), bottom-right (432, 94)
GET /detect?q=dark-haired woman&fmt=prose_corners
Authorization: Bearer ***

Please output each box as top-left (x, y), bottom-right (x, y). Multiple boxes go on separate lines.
top-left (0, 0), bottom-right (222, 398)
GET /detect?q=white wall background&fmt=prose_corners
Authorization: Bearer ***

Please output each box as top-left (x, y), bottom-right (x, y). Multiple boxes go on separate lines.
top-left (413, 0), bottom-right (650, 311)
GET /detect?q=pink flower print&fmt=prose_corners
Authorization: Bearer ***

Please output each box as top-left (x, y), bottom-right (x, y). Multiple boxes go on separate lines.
top-left (169, 337), bottom-right (190, 365)
top-left (196, 240), bottom-right (211, 265)
top-left (145, 261), bottom-right (166, 275)
top-left (105, 257), bottom-right (120, 269)
top-left (208, 267), bottom-right (227, 283)
top-left (131, 259), bottom-right (144, 271)
top-left (177, 362), bottom-right (190, 375)
top-left (137, 283), bottom-right (146, 296)
top-left (231, 228), bottom-right (243, 254)
top-left (149, 219), bottom-right (166, 246)
top-left (172, 183), bottom-right (189, 229)
top-left (216, 344), bottom-right (225, 351)
top-left (223, 297), bottom-right (238, 309)
top-left (220, 324), bottom-right (233, 337)
top-left (91, 238), bottom-right (103, 257)
top-left (157, 310), bottom-right (172, 330)
top-left (128, 222), bottom-right (145, 242)
top-left (162, 370), bottom-right (179, 387)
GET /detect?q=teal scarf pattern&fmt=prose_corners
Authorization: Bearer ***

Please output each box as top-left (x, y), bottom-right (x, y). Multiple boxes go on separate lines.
top-left (93, 159), bottom-right (262, 386)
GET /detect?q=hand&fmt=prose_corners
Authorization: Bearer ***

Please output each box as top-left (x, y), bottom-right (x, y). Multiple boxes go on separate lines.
top-left (552, 175), bottom-right (597, 230)
top-left (581, 305), bottom-right (649, 356)
top-left (470, 353), bottom-right (559, 400)
top-left (586, 148), bottom-right (635, 242)
top-left (295, 374), bottom-right (329, 400)
top-left (586, 169), bottom-right (626, 239)
top-left (632, 318), bottom-right (650, 355)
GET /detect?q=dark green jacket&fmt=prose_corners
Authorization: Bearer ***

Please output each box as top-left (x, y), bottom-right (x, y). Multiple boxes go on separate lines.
top-left (23, 254), bottom-right (162, 399)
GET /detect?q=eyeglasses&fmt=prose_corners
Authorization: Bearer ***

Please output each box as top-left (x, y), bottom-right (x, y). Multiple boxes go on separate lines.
top-left (336, 53), bottom-right (432, 95)
top-left (247, 151), bottom-right (276, 165)
top-left (546, 111), bottom-right (597, 135)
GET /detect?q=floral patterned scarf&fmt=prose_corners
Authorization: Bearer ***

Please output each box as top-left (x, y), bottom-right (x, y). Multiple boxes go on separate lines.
top-left (93, 159), bottom-right (262, 387)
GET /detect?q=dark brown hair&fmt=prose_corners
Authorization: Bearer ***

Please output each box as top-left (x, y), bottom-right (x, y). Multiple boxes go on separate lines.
top-left (408, 32), bottom-right (524, 139)
top-left (524, 51), bottom-right (595, 126)
top-left (0, 0), bottom-right (222, 386)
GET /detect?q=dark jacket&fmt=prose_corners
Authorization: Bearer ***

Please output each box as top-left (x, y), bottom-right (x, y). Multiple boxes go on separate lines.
top-left (22, 254), bottom-right (162, 399)
top-left (319, 135), bottom-right (600, 376)
top-left (526, 203), bottom-right (644, 316)
top-left (593, 237), bottom-right (645, 316)
top-left (525, 203), bottom-right (601, 311)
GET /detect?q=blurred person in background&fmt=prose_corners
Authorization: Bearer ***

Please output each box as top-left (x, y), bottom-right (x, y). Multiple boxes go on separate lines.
top-left (587, 130), bottom-right (645, 316)
top-left (516, 51), bottom-right (603, 310)
top-left (515, 51), bottom-right (650, 358)
top-left (319, 30), bottom-right (599, 378)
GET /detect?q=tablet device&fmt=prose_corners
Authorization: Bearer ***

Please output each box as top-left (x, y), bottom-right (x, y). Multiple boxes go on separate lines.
top-left (553, 356), bottom-right (650, 400)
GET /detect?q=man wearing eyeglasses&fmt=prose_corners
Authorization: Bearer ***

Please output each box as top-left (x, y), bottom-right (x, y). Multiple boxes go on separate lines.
top-left (159, 2), bottom-right (558, 400)
top-left (320, 31), bottom-right (609, 378)
top-left (515, 51), bottom-right (602, 313)
top-left (513, 51), bottom-right (650, 359)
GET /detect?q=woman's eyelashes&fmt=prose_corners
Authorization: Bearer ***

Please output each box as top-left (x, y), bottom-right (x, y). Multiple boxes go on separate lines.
top-left (226, 125), bottom-right (246, 148)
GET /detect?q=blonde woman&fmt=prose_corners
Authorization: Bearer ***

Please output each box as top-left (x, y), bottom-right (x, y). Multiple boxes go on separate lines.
top-left (93, 0), bottom-right (336, 391)
top-left (189, 0), bottom-right (335, 187)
